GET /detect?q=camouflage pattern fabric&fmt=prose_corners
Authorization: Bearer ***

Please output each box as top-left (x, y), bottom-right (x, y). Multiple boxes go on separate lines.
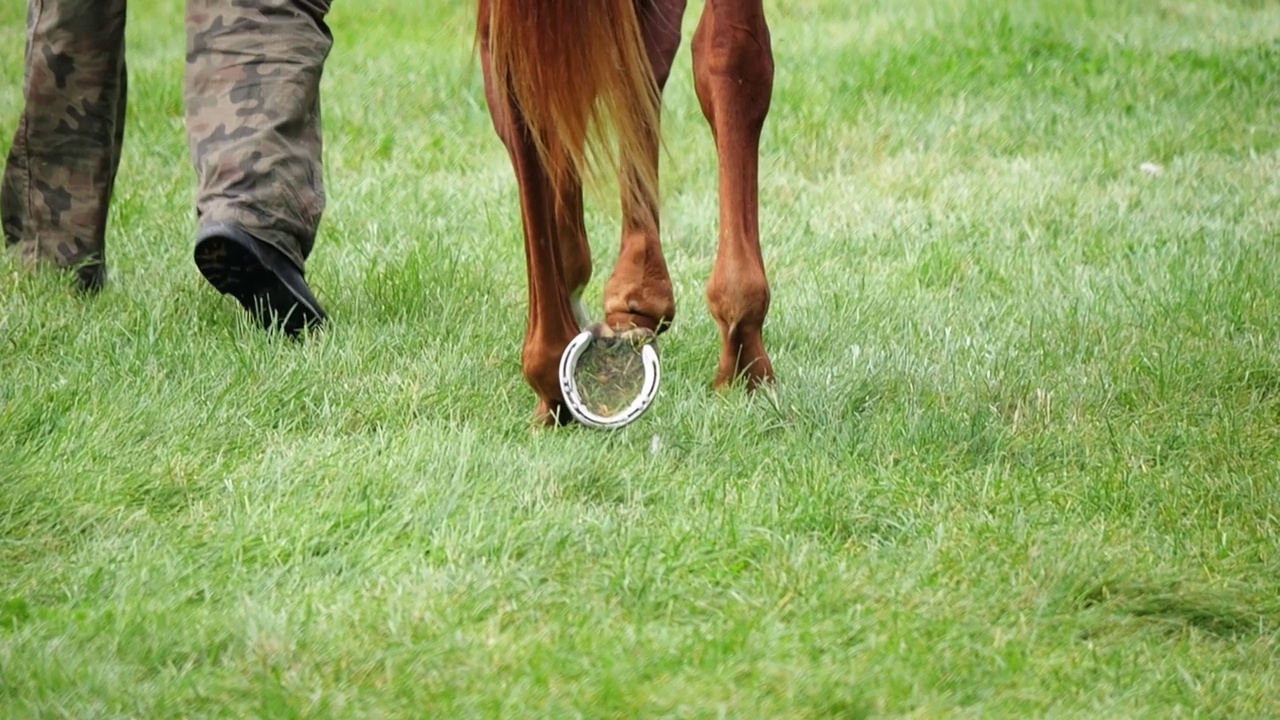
top-left (1, 0), bottom-right (127, 290)
top-left (2, 0), bottom-right (333, 291)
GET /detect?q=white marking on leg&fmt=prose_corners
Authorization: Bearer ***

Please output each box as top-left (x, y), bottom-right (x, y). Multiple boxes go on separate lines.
top-left (570, 291), bottom-right (592, 328)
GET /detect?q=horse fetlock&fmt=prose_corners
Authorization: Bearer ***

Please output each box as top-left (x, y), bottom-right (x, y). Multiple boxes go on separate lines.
top-left (605, 234), bottom-right (675, 333)
top-left (521, 333), bottom-right (571, 410)
top-left (708, 267), bottom-right (773, 389)
top-left (707, 268), bottom-right (770, 331)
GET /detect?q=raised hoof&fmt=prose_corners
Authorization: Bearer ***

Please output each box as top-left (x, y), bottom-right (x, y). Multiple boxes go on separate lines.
top-left (584, 321), bottom-right (657, 349)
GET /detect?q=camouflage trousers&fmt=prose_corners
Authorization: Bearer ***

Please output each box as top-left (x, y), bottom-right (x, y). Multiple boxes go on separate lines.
top-left (1, 0), bottom-right (333, 290)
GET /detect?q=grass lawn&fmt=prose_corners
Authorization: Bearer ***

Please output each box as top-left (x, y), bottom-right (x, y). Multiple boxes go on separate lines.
top-left (3, 0), bottom-right (1280, 716)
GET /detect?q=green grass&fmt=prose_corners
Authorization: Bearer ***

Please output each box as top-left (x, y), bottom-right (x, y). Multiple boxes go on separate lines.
top-left (3, 0), bottom-right (1280, 716)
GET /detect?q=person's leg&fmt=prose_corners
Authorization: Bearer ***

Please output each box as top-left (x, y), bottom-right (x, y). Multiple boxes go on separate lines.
top-left (2, 0), bottom-right (128, 292)
top-left (186, 0), bottom-right (331, 334)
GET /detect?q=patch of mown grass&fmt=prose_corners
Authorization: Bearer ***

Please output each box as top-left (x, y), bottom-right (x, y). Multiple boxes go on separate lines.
top-left (3, 0), bottom-right (1279, 716)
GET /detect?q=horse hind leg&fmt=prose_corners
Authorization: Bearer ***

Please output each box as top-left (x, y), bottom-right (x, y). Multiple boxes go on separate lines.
top-left (693, 0), bottom-right (775, 389)
top-left (602, 0), bottom-right (687, 334)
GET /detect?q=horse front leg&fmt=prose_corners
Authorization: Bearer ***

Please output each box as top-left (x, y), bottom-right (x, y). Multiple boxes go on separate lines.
top-left (693, 0), bottom-right (775, 389)
top-left (480, 4), bottom-right (587, 425)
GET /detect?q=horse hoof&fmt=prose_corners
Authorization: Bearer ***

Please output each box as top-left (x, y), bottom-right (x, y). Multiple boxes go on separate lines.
top-left (558, 326), bottom-right (661, 430)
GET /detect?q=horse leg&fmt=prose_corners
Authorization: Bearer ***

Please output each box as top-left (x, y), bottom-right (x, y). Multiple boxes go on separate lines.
top-left (693, 0), bottom-right (775, 388)
top-left (558, 187), bottom-right (593, 329)
top-left (479, 1), bottom-right (587, 424)
top-left (602, 0), bottom-right (687, 334)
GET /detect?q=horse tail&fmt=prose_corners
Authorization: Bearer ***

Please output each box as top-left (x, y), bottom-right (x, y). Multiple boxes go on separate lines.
top-left (481, 0), bottom-right (659, 217)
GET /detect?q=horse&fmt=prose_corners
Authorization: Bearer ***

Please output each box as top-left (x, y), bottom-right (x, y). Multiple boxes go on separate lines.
top-left (476, 0), bottom-right (775, 425)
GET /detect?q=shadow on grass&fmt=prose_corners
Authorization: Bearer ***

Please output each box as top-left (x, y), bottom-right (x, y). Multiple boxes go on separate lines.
top-left (1074, 577), bottom-right (1278, 640)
